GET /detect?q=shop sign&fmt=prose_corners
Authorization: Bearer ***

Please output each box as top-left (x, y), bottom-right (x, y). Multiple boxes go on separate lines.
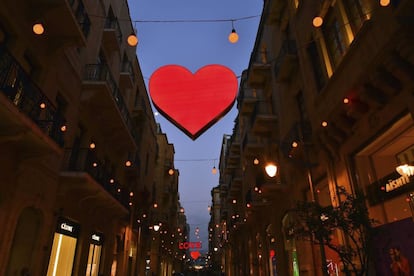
top-left (56, 217), bottom-right (80, 237)
top-left (385, 174), bottom-right (411, 192)
top-left (91, 232), bottom-right (104, 245)
top-left (367, 171), bottom-right (414, 205)
top-left (178, 241), bottom-right (201, 250)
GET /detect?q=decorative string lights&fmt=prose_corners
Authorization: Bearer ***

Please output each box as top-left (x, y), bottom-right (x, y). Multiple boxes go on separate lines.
top-left (228, 20), bottom-right (239, 44)
top-left (175, 158), bottom-right (219, 175)
top-left (212, 159), bottom-right (217, 175)
top-left (127, 22), bottom-right (138, 46)
top-left (32, 22), bottom-right (45, 35)
top-left (31, 13), bottom-right (260, 45)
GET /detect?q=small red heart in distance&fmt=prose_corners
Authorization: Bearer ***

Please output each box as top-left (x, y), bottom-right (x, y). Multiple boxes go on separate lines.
top-left (149, 65), bottom-right (238, 140)
top-left (190, 250), bottom-right (201, 260)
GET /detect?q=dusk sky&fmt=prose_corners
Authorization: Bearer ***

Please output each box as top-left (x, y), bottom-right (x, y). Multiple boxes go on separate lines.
top-left (127, 0), bottom-right (263, 250)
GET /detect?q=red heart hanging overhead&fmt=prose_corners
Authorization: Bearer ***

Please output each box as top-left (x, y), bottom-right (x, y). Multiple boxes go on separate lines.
top-left (149, 65), bottom-right (238, 140)
top-left (190, 250), bottom-right (201, 260)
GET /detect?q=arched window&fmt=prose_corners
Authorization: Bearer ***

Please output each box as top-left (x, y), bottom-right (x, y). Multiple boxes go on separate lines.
top-left (6, 207), bottom-right (43, 275)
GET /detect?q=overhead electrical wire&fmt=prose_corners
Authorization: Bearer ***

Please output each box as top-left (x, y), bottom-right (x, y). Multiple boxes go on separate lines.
top-left (132, 14), bottom-right (261, 24)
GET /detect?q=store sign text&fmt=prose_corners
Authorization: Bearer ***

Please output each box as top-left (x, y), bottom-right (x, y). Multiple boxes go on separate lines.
top-left (386, 174), bottom-right (410, 192)
top-left (179, 242), bottom-right (201, 250)
top-left (92, 234), bottom-right (101, 242)
top-left (60, 223), bottom-right (74, 232)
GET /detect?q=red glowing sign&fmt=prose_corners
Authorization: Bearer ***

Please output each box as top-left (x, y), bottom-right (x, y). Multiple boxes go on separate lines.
top-left (149, 65), bottom-right (238, 140)
top-left (191, 251), bottom-right (201, 260)
top-left (178, 241), bottom-right (202, 250)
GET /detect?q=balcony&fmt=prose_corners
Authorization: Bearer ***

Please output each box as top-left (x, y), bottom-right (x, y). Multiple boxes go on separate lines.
top-left (132, 99), bottom-right (147, 124)
top-left (119, 61), bottom-right (135, 89)
top-left (0, 47), bottom-right (65, 150)
top-left (60, 148), bottom-right (130, 215)
top-left (228, 169), bottom-right (243, 197)
top-left (237, 88), bottom-right (257, 115)
top-left (274, 40), bottom-right (297, 82)
top-left (250, 101), bottom-right (278, 135)
top-left (247, 61), bottom-right (271, 88)
top-left (81, 63), bottom-right (137, 150)
top-left (241, 132), bottom-right (264, 157)
top-left (102, 17), bottom-right (122, 53)
top-left (15, 0), bottom-right (89, 47)
top-left (229, 137), bottom-right (240, 159)
top-left (267, 0), bottom-right (286, 25)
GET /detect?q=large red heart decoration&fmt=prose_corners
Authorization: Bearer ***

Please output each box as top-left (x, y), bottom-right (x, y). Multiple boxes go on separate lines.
top-left (149, 65), bottom-right (238, 140)
top-left (190, 250), bottom-right (201, 260)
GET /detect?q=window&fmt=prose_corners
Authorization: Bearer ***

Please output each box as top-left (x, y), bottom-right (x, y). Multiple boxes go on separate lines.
top-left (86, 233), bottom-right (103, 276)
top-left (343, 0), bottom-right (370, 35)
top-left (322, 9), bottom-right (348, 68)
top-left (47, 234), bottom-right (77, 276)
top-left (307, 40), bottom-right (326, 91)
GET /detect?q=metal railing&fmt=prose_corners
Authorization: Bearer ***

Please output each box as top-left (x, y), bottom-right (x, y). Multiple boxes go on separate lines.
top-left (104, 17), bottom-right (123, 43)
top-left (83, 63), bottom-right (138, 142)
top-left (64, 148), bottom-right (130, 209)
top-left (0, 47), bottom-right (65, 146)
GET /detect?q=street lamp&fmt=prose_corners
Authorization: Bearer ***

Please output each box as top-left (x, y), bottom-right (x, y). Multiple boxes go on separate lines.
top-left (265, 162), bottom-right (277, 177)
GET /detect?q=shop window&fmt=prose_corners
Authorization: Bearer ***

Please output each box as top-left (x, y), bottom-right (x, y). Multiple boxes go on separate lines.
top-left (86, 233), bottom-right (104, 276)
top-left (46, 218), bottom-right (80, 276)
top-left (86, 245), bottom-right (102, 276)
top-left (46, 233), bottom-right (77, 276)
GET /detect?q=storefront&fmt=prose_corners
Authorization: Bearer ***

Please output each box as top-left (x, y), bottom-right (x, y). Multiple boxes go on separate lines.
top-left (46, 217), bottom-right (80, 276)
top-left (86, 232), bottom-right (104, 276)
top-left (354, 114), bottom-right (414, 275)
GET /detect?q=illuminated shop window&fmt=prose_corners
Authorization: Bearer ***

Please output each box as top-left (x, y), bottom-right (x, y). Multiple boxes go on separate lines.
top-left (86, 233), bottom-right (104, 276)
top-left (86, 244), bottom-right (102, 276)
top-left (46, 233), bottom-right (77, 276)
top-left (47, 218), bottom-right (79, 276)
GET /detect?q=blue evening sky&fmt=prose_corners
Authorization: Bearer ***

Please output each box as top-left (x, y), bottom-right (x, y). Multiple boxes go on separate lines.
top-left (127, 0), bottom-right (263, 251)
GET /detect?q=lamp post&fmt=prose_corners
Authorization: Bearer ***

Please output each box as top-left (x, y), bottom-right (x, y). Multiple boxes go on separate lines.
top-left (299, 121), bottom-right (329, 276)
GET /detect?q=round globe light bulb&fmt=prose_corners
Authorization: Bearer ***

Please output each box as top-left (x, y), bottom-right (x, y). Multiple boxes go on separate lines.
top-left (265, 162), bottom-right (278, 177)
top-left (33, 23), bottom-right (44, 35)
top-left (168, 168), bottom-right (174, 175)
top-left (380, 0), bottom-right (391, 6)
top-left (228, 30), bottom-right (239, 43)
top-left (313, 16), bottom-right (323, 27)
top-left (212, 166), bottom-right (217, 174)
top-left (127, 34), bottom-right (138, 46)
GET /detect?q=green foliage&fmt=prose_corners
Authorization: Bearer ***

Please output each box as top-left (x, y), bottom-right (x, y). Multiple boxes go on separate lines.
top-left (289, 186), bottom-right (376, 276)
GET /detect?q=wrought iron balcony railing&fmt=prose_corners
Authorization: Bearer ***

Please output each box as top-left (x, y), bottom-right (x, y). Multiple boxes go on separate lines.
top-left (72, 0), bottom-right (91, 38)
top-left (83, 63), bottom-right (138, 142)
top-left (0, 47), bottom-right (65, 146)
top-left (64, 148), bottom-right (130, 209)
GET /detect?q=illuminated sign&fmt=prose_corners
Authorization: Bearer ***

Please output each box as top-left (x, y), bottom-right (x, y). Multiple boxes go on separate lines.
top-left (367, 171), bottom-right (414, 205)
top-left (91, 232), bottom-right (104, 245)
top-left (60, 223), bottom-right (74, 232)
top-left (56, 217), bottom-right (80, 237)
top-left (190, 250), bottom-right (201, 260)
top-left (386, 174), bottom-right (410, 192)
top-left (149, 65), bottom-right (238, 140)
top-left (178, 241), bottom-right (202, 250)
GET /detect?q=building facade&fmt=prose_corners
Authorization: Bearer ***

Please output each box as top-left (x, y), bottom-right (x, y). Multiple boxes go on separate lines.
top-left (214, 0), bottom-right (414, 275)
top-left (0, 0), bottom-right (186, 275)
